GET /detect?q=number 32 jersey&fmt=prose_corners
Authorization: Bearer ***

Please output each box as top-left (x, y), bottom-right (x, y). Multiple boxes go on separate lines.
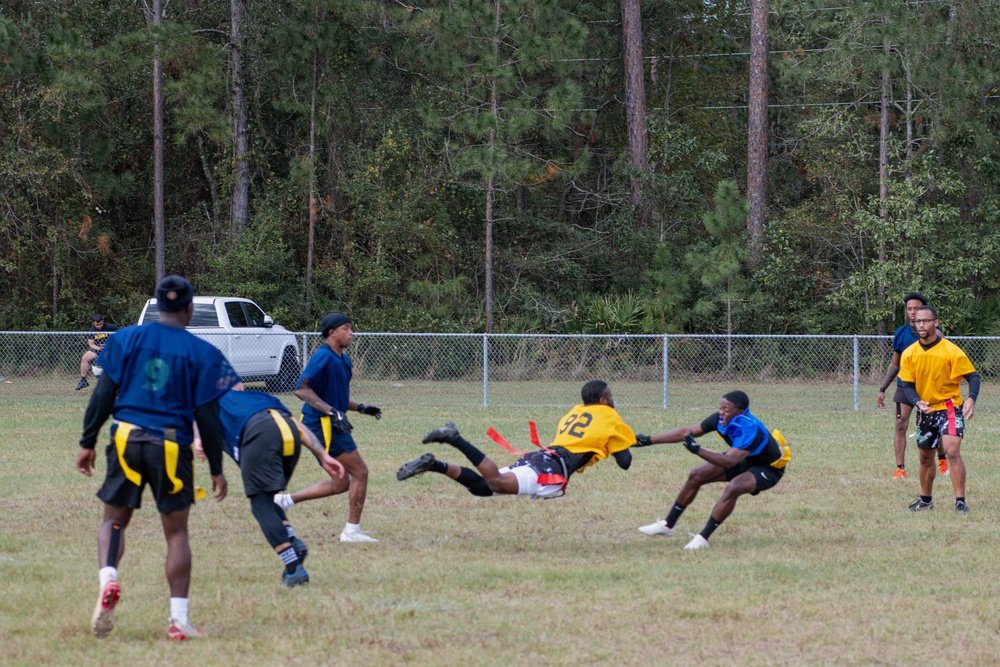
top-left (549, 404), bottom-right (636, 471)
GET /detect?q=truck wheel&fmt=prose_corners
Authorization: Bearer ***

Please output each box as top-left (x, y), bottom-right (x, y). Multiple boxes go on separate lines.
top-left (266, 348), bottom-right (300, 393)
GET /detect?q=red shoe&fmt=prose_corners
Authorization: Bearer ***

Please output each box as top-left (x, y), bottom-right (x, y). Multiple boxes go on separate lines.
top-left (938, 458), bottom-right (950, 476)
top-left (91, 579), bottom-right (121, 639)
top-left (892, 467), bottom-right (907, 479)
top-left (167, 618), bottom-right (205, 641)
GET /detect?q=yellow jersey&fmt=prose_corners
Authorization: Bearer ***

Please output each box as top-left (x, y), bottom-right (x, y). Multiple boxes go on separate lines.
top-left (898, 337), bottom-right (976, 411)
top-left (549, 404), bottom-right (636, 471)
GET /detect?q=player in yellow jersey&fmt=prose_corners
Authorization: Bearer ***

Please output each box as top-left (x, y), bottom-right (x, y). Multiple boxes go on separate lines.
top-left (396, 381), bottom-right (637, 499)
top-left (898, 305), bottom-right (980, 514)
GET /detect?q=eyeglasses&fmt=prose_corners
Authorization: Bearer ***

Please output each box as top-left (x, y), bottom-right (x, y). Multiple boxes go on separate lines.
top-left (914, 319), bottom-right (936, 324)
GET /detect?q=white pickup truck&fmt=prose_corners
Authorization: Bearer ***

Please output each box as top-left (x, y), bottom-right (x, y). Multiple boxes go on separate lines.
top-left (138, 296), bottom-right (301, 392)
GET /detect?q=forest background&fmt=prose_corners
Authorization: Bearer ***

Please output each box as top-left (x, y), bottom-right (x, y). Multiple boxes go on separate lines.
top-left (2, 0), bottom-right (999, 337)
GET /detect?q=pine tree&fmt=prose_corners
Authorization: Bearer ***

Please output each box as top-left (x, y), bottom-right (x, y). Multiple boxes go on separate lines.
top-left (399, 0), bottom-right (588, 332)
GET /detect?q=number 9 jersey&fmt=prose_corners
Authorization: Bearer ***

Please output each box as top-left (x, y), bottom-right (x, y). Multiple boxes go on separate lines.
top-left (549, 403), bottom-right (636, 471)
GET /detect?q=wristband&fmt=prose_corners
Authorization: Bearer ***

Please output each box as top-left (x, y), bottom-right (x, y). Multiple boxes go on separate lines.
top-left (879, 386), bottom-right (889, 393)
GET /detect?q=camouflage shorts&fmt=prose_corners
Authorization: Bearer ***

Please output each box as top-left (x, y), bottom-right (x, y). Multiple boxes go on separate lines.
top-left (916, 404), bottom-right (965, 450)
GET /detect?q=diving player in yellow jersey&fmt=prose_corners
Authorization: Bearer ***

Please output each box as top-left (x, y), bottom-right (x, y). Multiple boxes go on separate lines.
top-left (396, 380), bottom-right (637, 499)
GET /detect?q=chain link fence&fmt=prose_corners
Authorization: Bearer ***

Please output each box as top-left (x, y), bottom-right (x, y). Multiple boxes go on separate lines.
top-left (1, 331), bottom-right (994, 411)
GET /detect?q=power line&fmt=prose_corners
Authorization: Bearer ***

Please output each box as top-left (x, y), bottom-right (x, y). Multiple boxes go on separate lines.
top-left (699, 95), bottom-right (998, 111)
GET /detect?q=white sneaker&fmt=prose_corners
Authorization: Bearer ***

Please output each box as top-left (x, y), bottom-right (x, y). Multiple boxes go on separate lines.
top-left (684, 534), bottom-right (709, 550)
top-left (273, 493), bottom-right (294, 511)
top-left (339, 529), bottom-right (378, 543)
top-left (638, 518), bottom-right (675, 537)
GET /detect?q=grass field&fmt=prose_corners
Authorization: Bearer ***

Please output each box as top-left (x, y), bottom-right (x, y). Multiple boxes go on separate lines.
top-left (2, 383), bottom-right (999, 666)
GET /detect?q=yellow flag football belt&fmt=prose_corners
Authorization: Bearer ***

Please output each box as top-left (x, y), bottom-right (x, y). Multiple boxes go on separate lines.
top-left (114, 422), bottom-right (205, 499)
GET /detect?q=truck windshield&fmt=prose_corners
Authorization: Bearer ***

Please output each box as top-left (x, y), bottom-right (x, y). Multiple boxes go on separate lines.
top-left (142, 302), bottom-right (219, 327)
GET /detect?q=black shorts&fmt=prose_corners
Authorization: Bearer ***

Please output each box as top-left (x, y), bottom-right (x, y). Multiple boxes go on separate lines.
top-left (724, 461), bottom-right (784, 495)
top-left (239, 410), bottom-right (302, 496)
top-left (892, 386), bottom-right (915, 409)
top-left (916, 404), bottom-right (965, 450)
top-left (97, 424), bottom-right (196, 513)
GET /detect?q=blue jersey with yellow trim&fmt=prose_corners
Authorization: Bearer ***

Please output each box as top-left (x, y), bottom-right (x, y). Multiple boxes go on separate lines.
top-left (700, 409), bottom-right (782, 467)
top-left (297, 345), bottom-right (352, 421)
top-left (98, 322), bottom-right (240, 446)
top-left (218, 390), bottom-right (290, 461)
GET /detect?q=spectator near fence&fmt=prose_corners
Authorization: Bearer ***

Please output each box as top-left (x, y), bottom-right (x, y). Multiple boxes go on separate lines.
top-left (76, 314), bottom-right (118, 390)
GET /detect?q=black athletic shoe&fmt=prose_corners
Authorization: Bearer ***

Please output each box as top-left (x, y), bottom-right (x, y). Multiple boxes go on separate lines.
top-left (422, 422), bottom-right (459, 444)
top-left (907, 498), bottom-right (934, 511)
top-left (955, 500), bottom-right (970, 515)
top-left (397, 453), bottom-right (438, 481)
top-left (75, 377), bottom-right (89, 391)
top-left (291, 537), bottom-right (308, 564)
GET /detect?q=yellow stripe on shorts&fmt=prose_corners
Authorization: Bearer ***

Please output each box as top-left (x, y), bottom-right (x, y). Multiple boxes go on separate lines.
top-left (114, 422), bottom-right (142, 486)
top-left (164, 439), bottom-right (183, 494)
top-left (269, 409), bottom-right (296, 456)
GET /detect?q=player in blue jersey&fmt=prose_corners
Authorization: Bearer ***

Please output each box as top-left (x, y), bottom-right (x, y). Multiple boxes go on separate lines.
top-left (193, 386), bottom-right (344, 586)
top-left (276, 313), bottom-right (382, 543)
top-left (876, 292), bottom-right (948, 478)
top-left (634, 390), bottom-right (790, 550)
top-left (76, 276), bottom-right (241, 641)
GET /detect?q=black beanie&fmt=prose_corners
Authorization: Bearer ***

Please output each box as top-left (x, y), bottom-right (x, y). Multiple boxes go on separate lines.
top-left (155, 275), bottom-right (194, 312)
top-left (320, 312), bottom-right (351, 337)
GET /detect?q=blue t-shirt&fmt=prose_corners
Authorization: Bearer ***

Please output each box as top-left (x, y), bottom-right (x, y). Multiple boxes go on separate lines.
top-left (218, 390), bottom-right (290, 464)
top-left (701, 409), bottom-right (782, 467)
top-left (892, 324), bottom-right (920, 387)
top-left (97, 323), bottom-right (240, 446)
top-left (296, 345), bottom-right (352, 421)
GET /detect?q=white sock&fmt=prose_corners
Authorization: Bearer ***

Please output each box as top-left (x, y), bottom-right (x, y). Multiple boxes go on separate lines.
top-left (344, 522), bottom-right (360, 533)
top-left (99, 567), bottom-right (118, 588)
top-left (170, 597), bottom-right (189, 624)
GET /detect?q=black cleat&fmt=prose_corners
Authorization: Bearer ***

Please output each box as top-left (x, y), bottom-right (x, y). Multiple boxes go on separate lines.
top-left (422, 422), bottom-right (459, 444)
top-left (907, 498), bottom-right (934, 511)
top-left (955, 500), bottom-right (970, 515)
top-left (397, 453), bottom-right (438, 481)
top-left (75, 377), bottom-right (90, 391)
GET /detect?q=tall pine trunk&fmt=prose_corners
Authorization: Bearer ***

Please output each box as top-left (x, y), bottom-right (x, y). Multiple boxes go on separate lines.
top-left (877, 22), bottom-right (890, 335)
top-left (229, 0), bottom-right (249, 241)
top-left (620, 0), bottom-right (648, 219)
top-left (152, 0), bottom-right (165, 281)
top-left (747, 0), bottom-right (769, 255)
top-left (305, 45), bottom-right (319, 313)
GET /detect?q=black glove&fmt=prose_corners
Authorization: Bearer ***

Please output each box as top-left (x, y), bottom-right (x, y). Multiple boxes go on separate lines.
top-left (633, 434), bottom-right (654, 447)
top-left (329, 409), bottom-right (353, 434)
top-left (357, 403), bottom-right (382, 420)
top-left (683, 434), bottom-right (701, 455)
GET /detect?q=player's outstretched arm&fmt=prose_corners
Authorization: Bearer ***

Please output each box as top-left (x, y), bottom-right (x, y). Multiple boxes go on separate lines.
top-left (353, 402), bottom-right (382, 420)
top-left (634, 424), bottom-right (705, 446)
